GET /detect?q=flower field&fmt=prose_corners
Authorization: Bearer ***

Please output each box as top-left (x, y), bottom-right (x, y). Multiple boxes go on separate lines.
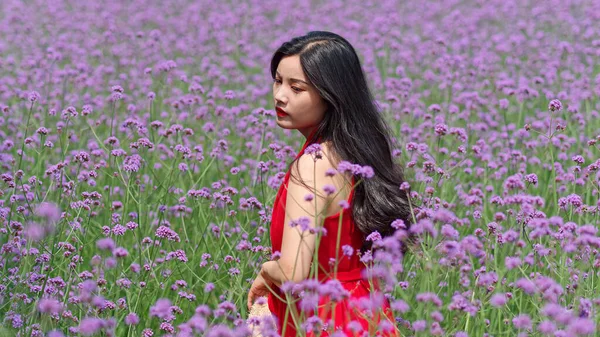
top-left (1, 0), bottom-right (600, 336)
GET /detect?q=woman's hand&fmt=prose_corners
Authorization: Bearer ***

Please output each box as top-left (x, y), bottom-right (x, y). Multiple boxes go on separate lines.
top-left (247, 272), bottom-right (274, 310)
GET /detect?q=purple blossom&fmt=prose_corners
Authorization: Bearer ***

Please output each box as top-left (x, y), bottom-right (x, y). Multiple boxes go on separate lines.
top-left (358, 165), bottom-right (375, 178)
top-left (47, 331), bottom-right (65, 337)
top-left (322, 184), bottom-right (337, 195)
top-left (155, 226), bottom-right (181, 242)
top-left (304, 143), bottom-right (322, 160)
top-left (149, 298), bottom-right (172, 320)
top-left (548, 99), bottom-right (562, 112)
top-left (341, 245), bottom-right (354, 257)
top-left (524, 173), bottom-right (538, 185)
top-left (28, 91), bottom-right (41, 103)
top-left (37, 298), bottom-right (64, 315)
top-left (35, 202), bottom-right (61, 223)
top-left (490, 293), bottom-right (507, 307)
top-left (391, 299), bottom-right (410, 313)
top-left (123, 154), bottom-right (143, 172)
top-left (512, 314), bottom-right (532, 330)
top-left (166, 250), bottom-right (188, 262)
top-left (365, 231), bottom-right (382, 242)
top-left (125, 313), bottom-right (139, 325)
top-left (96, 238), bottom-right (115, 251)
top-left (289, 216), bottom-right (311, 232)
top-left (412, 320), bottom-right (427, 331)
top-left (78, 317), bottom-right (105, 336)
top-left (112, 224), bottom-right (126, 236)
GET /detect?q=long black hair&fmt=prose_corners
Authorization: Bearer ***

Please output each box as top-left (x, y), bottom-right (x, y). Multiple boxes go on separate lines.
top-left (270, 31), bottom-right (415, 254)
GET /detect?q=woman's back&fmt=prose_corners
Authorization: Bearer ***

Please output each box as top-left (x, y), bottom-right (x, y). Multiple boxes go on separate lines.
top-left (267, 135), bottom-right (399, 337)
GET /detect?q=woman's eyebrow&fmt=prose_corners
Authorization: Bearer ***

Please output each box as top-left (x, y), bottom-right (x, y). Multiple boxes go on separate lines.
top-left (276, 71), bottom-right (309, 85)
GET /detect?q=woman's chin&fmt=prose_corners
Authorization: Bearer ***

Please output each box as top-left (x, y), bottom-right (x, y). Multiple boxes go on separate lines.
top-left (276, 119), bottom-right (292, 128)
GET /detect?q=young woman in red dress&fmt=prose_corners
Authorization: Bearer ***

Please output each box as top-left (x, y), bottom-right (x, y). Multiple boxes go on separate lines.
top-left (247, 31), bottom-right (413, 337)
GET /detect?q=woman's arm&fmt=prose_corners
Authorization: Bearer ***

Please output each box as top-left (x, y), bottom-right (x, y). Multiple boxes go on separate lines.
top-left (261, 152), bottom-right (334, 285)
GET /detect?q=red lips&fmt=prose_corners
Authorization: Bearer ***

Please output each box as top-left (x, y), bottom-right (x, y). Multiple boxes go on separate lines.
top-left (276, 107), bottom-right (288, 117)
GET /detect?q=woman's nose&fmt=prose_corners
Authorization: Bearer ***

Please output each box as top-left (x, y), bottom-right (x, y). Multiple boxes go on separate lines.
top-left (274, 87), bottom-right (287, 104)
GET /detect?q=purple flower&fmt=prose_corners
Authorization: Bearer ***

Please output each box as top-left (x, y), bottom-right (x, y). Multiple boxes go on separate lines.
top-left (126, 221), bottom-right (138, 230)
top-left (341, 245), bottom-right (354, 257)
top-left (36, 127), bottom-right (49, 135)
top-left (512, 314), bottom-right (532, 330)
top-left (434, 123), bottom-right (448, 136)
top-left (505, 256), bottom-right (522, 270)
top-left (324, 168), bottom-right (337, 177)
top-left (78, 317), bottom-right (105, 336)
top-left (572, 155), bottom-right (584, 164)
top-left (566, 194), bottom-right (583, 207)
top-left (337, 161), bottom-right (360, 175)
top-left (61, 106), bottom-right (78, 119)
top-left (566, 318), bottom-right (595, 335)
top-left (74, 151), bottom-right (90, 163)
top-left (37, 298), bottom-right (64, 315)
top-left (301, 316), bottom-right (324, 333)
top-left (366, 231), bottom-right (382, 242)
top-left (125, 313), bottom-right (139, 325)
top-left (25, 223), bottom-right (46, 242)
top-left (322, 184), bottom-right (336, 196)
top-left (28, 91), bottom-right (41, 103)
top-left (537, 320), bottom-right (556, 334)
top-left (166, 249), bottom-right (188, 262)
top-left (111, 85), bottom-right (124, 93)
top-left (358, 165), bottom-right (375, 178)
top-left (391, 299), bottom-right (410, 313)
top-left (149, 298), bottom-right (172, 320)
top-left (47, 331), bottom-right (65, 337)
top-left (155, 225), bottom-right (181, 242)
top-left (112, 247), bottom-right (129, 258)
top-left (123, 154), bottom-right (143, 172)
top-left (548, 99), bottom-right (562, 112)
top-left (428, 104), bottom-right (442, 113)
top-left (347, 320), bottom-right (363, 333)
top-left (490, 293), bottom-right (507, 307)
top-left (412, 320), bottom-right (427, 331)
top-left (96, 238), bottom-right (115, 251)
top-left (415, 292), bottom-right (443, 307)
top-left (35, 202), bottom-right (61, 223)
top-left (82, 105), bottom-right (93, 115)
top-left (515, 278), bottom-right (537, 295)
top-left (524, 173), bottom-right (538, 185)
top-left (441, 224), bottom-right (459, 239)
top-left (338, 199), bottom-right (350, 210)
top-left (305, 143), bottom-right (323, 160)
top-left (112, 224), bottom-right (127, 236)
top-left (289, 216), bottom-right (311, 232)
top-left (204, 283), bottom-right (215, 293)
top-left (299, 293), bottom-right (319, 312)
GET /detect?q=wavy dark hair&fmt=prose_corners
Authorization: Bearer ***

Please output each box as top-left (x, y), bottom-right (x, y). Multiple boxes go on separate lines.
top-left (270, 31), bottom-right (416, 255)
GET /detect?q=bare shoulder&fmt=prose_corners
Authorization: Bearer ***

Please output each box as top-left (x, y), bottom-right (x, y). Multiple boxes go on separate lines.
top-left (292, 142), bottom-right (345, 179)
top-left (291, 141), bottom-right (352, 211)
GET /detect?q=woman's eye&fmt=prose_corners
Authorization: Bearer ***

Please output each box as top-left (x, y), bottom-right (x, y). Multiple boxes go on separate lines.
top-left (273, 79), bottom-right (301, 93)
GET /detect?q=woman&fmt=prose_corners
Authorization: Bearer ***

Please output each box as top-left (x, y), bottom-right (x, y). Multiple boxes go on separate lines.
top-left (247, 31), bottom-right (413, 337)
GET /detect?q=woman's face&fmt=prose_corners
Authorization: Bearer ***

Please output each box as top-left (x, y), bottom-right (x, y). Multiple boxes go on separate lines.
top-left (273, 55), bottom-right (328, 139)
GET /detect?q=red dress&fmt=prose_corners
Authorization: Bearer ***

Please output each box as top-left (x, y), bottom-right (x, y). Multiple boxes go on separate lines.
top-left (267, 130), bottom-right (399, 337)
